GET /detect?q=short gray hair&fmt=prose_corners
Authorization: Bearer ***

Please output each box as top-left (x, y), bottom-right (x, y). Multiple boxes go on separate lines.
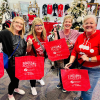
top-left (83, 14), bottom-right (97, 24)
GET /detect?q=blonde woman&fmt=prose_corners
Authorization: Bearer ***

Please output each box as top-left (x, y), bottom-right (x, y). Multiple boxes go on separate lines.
top-left (0, 16), bottom-right (27, 100)
top-left (54, 15), bottom-right (80, 92)
top-left (26, 17), bottom-right (47, 95)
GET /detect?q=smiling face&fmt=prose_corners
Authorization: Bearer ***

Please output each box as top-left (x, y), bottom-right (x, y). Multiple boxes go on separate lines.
top-left (35, 22), bottom-right (43, 35)
top-left (63, 18), bottom-right (72, 30)
top-left (83, 17), bottom-right (97, 36)
top-left (12, 18), bottom-right (24, 32)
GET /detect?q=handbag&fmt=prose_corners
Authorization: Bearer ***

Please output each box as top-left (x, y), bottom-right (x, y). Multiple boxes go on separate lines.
top-left (15, 45), bottom-right (44, 80)
top-left (44, 38), bottom-right (70, 61)
top-left (61, 61), bottom-right (91, 91)
top-left (3, 36), bottom-right (20, 69)
top-left (0, 53), bottom-right (4, 78)
top-left (36, 36), bottom-right (48, 58)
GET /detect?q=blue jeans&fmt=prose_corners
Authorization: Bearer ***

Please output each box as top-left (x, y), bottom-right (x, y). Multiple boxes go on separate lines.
top-left (81, 66), bottom-right (100, 100)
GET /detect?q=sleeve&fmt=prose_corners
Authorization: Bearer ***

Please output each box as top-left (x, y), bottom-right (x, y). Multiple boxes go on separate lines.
top-left (96, 39), bottom-right (100, 61)
top-left (0, 31), bottom-right (3, 42)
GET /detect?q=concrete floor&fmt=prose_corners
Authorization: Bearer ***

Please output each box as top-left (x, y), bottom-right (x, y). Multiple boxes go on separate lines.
top-left (0, 59), bottom-right (100, 100)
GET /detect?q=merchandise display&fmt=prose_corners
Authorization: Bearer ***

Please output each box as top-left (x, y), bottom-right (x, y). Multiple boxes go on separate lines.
top-left (58, 4), bottom-right (64, 17)
top-left (42, 4), bottom-right (47, 15)
top-left (47, 4), bottom-right (53, 14)
top-left (53, 3), bottom-right (58, 16)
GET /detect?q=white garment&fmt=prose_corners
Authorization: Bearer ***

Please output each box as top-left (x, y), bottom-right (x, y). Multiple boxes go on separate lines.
top-left (2, 13), bottom-right (9, 24)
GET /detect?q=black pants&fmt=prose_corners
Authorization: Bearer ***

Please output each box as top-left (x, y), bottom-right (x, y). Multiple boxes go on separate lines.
top-left (30, 80), bottom-right (36, 87)
top-left (6, 67), bottom-right (19, 95)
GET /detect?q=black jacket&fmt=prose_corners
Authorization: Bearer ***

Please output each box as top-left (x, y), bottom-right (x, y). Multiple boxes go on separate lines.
top-left (0, 29), bottom-right (27, 67)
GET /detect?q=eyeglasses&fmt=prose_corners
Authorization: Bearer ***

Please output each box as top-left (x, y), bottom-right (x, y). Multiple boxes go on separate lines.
top-left (13, 21), bottom-right (24, 26)
top-left (35, 25), bottom-right (43, 27)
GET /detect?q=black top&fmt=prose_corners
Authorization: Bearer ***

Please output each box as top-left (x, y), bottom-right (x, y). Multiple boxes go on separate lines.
top-left (53, 3), bottom-right (58, 16)
top-left (0, 29), bottom-right (27, 67)
top-left (42, 4), bottom-right (47, 15)
top-left (64, 4), bottom-right (70, 12)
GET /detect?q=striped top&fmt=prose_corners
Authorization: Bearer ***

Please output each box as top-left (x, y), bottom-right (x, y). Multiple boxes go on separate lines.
top-left (59, 29), bottom-right (80, 53)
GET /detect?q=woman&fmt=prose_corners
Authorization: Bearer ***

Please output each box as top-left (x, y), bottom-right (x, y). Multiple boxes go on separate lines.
top-left (26, 17), bottom-right (47, 95)
top-left (54, 15), bottom-right (80, 92)
top-left (0, 16), bottom-right (28, 100)
top-left (65, 15), bottom-right (100, 100)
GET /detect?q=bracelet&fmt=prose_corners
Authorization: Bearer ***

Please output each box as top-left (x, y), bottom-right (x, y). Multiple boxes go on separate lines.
top-left (89, 57), bottom-right (92, 62)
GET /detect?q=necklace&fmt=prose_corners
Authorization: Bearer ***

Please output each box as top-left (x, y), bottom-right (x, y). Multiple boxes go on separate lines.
top-left (64, 30), bottom-right (71, 45)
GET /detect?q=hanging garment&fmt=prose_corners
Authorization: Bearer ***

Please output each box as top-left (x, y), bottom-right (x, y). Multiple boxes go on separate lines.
top-left (42, 4), bottom-right (47, 15)
top-left (58, 4), bottom-right (63, 17)
top-left (53, 3), bottom-right (58, 16)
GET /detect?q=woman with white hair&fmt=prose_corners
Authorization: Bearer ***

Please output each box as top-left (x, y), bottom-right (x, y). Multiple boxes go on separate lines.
top-left (65, 14), bottom-right (100, 100)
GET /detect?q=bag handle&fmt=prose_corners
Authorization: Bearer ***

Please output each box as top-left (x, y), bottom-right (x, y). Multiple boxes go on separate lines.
top-left (66, 58), bottom-right (85, 69)
top-left (78, 58), bottom-right (85, 68)
top-left (32, 44), bottom-right (37, 57)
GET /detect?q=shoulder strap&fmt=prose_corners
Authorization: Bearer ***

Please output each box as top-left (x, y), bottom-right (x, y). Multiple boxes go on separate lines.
top-left (36, 36), bottom-right (45, 52)
top-left (8, 36), bottom-right (20, 59)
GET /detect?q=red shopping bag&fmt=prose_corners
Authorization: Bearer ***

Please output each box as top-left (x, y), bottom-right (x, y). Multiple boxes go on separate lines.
top-left (15, 56), bottom-right (44, 80)
top-left (0, 53), bottom-right (4, 78)
top-left (61, 69), bottom-right (91, 91)
top-left (44, 38), bottom-right (70, 61)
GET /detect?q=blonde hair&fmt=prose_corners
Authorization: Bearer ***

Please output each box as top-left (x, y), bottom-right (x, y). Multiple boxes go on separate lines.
top-left (83, 14), bottom-right (97, 24)
top-left (7, 16), bottom-right (25, 38)
top-left (28, 17), bottom-right (46, 41)
top-left (63, 15), bottom-right (73, 24)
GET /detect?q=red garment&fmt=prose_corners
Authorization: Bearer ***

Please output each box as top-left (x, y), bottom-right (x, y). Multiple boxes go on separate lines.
top-left (44, 22), bottom-right (58, 36)
top-left (71, 30), bottom-right (100, 67)
top-left (14, 12), bottom-right (16, 17)
top-left (58, 4), bottom-right (63, 17)
top-left (28, 14), bottom-right (36, 25)
top-left (47, 4), bottom-right (52, 14)
top-left (17, 14), bottom-right (19, 16)
top-left (26, 35), bottom-right (47, 57)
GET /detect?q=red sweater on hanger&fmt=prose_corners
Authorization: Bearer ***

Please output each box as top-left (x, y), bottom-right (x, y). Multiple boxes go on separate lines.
top-left (47, 4), bottom-right (52, 14)
top-left (58, 4), bottom-right (63, 17)
top-left (28, 14), bottom-right (36, 25)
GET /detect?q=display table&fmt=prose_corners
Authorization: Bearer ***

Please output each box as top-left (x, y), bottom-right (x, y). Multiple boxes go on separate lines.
top-left (44, 22), bottom-right (59, 36)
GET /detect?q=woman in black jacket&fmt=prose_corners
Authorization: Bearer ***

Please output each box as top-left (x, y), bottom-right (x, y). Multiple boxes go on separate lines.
top-left (0, 16), bottom-right (29, 100)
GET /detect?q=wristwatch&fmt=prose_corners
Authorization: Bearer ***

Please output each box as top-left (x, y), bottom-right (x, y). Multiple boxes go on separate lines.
top-left (89, 57), bottom-right (92, 62)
